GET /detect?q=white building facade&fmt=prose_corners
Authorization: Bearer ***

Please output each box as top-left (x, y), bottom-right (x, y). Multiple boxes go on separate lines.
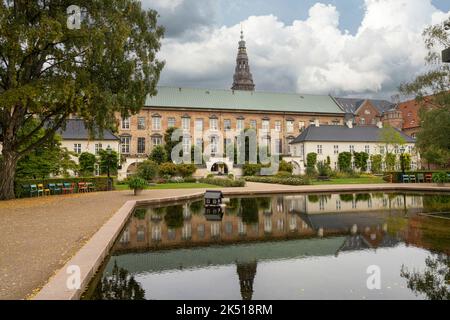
top-left (285, 121), bottom-right (419, 175)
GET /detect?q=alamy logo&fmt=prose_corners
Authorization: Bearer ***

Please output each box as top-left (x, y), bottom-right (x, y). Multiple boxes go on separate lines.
top-left (67, 5), bottom-right (81, 30)
top-left (366, 265), bottom-right (381, 290)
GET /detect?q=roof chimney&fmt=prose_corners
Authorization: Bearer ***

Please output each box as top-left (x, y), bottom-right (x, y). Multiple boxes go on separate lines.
top-left (346, 120), bottom-right (353, 129)
top-left (314, 119), bottom-right (320, 127)
top-left (376, 121), bottom-right (383, 129)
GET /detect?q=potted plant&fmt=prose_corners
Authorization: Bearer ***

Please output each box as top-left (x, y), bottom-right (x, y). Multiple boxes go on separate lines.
top-left (128, 176), bottom-right (147, 195)
top-left (432, 171), bottom-right (447, 186)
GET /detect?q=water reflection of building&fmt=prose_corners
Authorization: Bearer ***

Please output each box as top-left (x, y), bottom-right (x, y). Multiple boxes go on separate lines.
top-left (115, 193), bottom-right (424, 253)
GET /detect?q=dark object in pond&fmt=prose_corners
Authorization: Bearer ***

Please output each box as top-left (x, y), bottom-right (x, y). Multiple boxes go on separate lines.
top-left (205, 190), bottom-right (223, 206)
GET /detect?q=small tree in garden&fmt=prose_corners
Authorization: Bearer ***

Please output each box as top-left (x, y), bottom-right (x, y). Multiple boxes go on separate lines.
top-left (385, 153), bottom-right (397, 171)
top-left (354, 152), bottom-right (369, 172)
top-left (338, 152), bottom-right (352, 172)
top-left (370, 155), bottom-right (383, 173)
top-left (149, 145), bottom-right (167, 165)
top-left (137, 160), bottom-right (158, 181)
top-left (306, 153), bottom-right (317, 176)
top-left (159, 162), bottom-right (178, 177)
top-left (99, 150), bottom-right (119, 176)
top-left (78, 152), bottom-right (97, 176)
top-left (400, 153), bottom-right (412, 172)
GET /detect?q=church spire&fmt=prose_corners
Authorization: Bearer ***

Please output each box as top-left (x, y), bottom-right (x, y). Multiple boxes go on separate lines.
top-left (231, 28), bottom-right (255, 91)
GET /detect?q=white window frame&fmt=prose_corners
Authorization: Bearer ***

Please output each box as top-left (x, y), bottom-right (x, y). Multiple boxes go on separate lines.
top-left (275, 120), bottom-right (281, 132)
top-left (237, 119), bottom-right (244, 131)
top-left (195, 119), bottom-right (203, 132)
top-left (262, 120), bottom-right (270, 131)
top-left (121, 137), bottom-right (130, 154)
top-left (210, 118), bottom-right (218, 131)
top-left (74, 143), bottom-right (82, 154)
top-left (182, 117), bottom-right (190, 131)
top-left (152, 117), bottom-right (161, 131)
top-left (137, 117), bottom-right (146, 130)
top-left (137, 137), bottom-right (146, 154)
top-left (121, 117), bottom-right (130, 130)
top-left (168, 117), bottom-right (176, 128)
top-left (317, 145), bottom-right (323, 155)
top-left (286, 120), bottom-right (294, 133)
top-left (95, 143), bottom-right (102, 155)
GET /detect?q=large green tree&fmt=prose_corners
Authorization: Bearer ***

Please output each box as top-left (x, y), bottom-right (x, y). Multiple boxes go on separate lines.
top-left (0, 1), bottom-right (164, 199)
top-left (400, 18), bottom-right (450, 168)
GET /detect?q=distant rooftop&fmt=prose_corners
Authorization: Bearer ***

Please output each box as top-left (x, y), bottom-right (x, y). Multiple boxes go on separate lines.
top-left (59, 119), bottom-right (119, 141)
top-left (291, 124), bottom-right (415, 144)
top-left (145, 86), bottom-right (344, 114)
top-left (335, 97), bottom-right (396, 114)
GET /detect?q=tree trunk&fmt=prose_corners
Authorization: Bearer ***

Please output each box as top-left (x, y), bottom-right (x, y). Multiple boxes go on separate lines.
top-left (0, 150), bottom-right (18, 200)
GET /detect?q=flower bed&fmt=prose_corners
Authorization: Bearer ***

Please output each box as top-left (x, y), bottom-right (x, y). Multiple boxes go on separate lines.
top-left (244, 176), bottom-right (311, 186)
top-left (198, 177), bottom-right (246, 187)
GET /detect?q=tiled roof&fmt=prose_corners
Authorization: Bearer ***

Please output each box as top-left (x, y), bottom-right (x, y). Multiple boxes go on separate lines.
top-left (334, 98), bottom-right (396, 114)
top-left (290, 125), bottom-right (415, 144)
top-left (145, 87), bottom-right (344, 114)
top-left (59, 119), bottom-right (119, 141)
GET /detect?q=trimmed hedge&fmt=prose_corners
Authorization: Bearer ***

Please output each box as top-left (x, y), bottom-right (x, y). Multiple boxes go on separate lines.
top-left (244, 176), bottom-right (312, 186)
top-left (15, 176), bottom-right (114, 198)
top-left (199, 177), bottom-right (246, 187)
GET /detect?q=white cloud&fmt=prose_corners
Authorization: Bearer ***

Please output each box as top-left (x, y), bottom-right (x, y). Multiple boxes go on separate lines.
top-left (156, 0), bottom-right (450, 98)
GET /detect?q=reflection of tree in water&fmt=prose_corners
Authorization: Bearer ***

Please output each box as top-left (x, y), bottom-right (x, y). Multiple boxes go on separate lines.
top-left (189, 200), bottom-right (203, 215)
top-left (240, 198), bottom-right (259, 224)
top-left (256, 197), bottom-right (271, 210)
top-left (133, 208), bottom-right (146, 220)
top-left (423, 194), bottom-right (450, 213)
top-left (236, 261), bottom-right (257, 300)
top-left (164, 205), bottom-right (184, 228)
top-left (401, 254), bottom-right (449, 300)
top-left (92, 262), bottom-right (146, 300)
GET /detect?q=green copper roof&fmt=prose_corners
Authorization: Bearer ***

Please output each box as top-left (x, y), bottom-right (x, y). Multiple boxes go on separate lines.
top-left (145, 87), bottom-right (344, 114)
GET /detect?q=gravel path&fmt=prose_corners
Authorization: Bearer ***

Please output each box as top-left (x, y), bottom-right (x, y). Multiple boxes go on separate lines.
top-left (0, 182), bottom-right (448, 299)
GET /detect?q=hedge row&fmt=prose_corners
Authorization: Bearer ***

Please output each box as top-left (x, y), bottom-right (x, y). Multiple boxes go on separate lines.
top-left (199, 177), bottom-right (246, 187)
top-left (15, 176), bottom-right (113, 198)
top-left (244, 176), bottom-right (312, 186)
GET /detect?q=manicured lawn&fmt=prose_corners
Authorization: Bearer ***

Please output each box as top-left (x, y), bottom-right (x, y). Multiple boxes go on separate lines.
top-left (114, 182), bottom-right (219, 190)
top-left (312, 176), bottom-right (386, 185)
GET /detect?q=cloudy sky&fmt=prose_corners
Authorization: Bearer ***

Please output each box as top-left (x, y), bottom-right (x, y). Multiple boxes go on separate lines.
top-left (141, 0), bottom-right (450, 100)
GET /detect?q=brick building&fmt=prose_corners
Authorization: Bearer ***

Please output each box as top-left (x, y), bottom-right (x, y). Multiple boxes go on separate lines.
top-left (117, 32), bottom-right (346, 179)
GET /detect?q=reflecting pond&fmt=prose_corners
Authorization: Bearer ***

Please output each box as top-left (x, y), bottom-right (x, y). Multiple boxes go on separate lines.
top-left (84, 192), bottom-right (450, 300)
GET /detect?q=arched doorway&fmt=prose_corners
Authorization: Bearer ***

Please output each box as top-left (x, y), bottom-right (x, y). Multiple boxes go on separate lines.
top-left (126, 162), bottom-right (140, 178)
top-left (211, 162), bottom-right (229, 175)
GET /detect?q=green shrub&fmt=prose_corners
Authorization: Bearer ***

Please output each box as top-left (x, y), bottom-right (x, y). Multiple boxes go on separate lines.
top-left (176, 163), bottom-right (197, 177)
top-left (184, 177), bottom-right (197, 183)
top-left (158, 162), bottom-right (178, 177)
top-left (279, 160), bottom-right (293, 173)
top-left (338, 152), bottom-right (352, 172)
top-left (317, 161), bottom-right (331, 176)
top-left (354, 152), bottom-right (369, 172)
top-left (199, 177), bottom-right (246, 187)
top-left (385, 153), bottom-right (396, 171)
top-left (400, 153), bottom-right (411, 172)
top-left (137, 160), bottom-right (158, 181)
top-left (306, 153), bottom-right (317, 175)
top-left (149, 145), bottom-right (168, 164)
top-left (242, 163), bottom-right (262, 176)
top-left (78, 152), bottom-right (96, 176)
top-left (128, 176), bottom-right (147, 190)
top-left (370, 154), bottom-right (382, 173)
top-left (432, 171), bottom-right (448, 184)
top-left (15, 176), bottom-right (113, 198)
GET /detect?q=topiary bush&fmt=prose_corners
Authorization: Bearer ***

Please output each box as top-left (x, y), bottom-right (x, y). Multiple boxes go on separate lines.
top-left (149, 145), bottom-right (168, 164)
top-left (306, 153), bottom-right (317, 176)
top-left (370, 154), bottom-right (382, 173)
top-left (279, 160), bottom-right (293, 174)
